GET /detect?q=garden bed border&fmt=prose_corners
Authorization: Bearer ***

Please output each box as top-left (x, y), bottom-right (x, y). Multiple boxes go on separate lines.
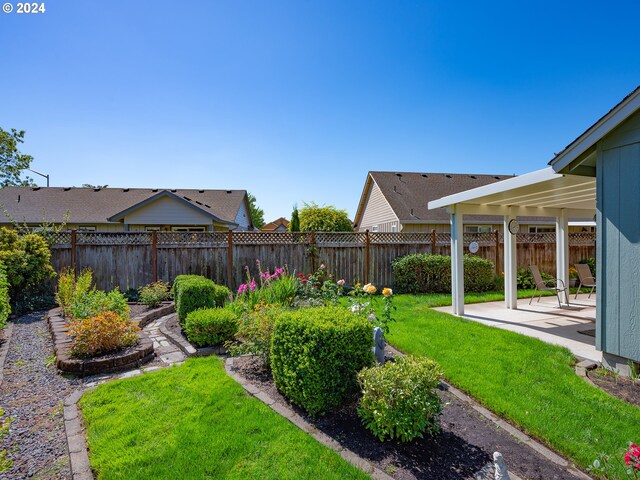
top-left (48, 303), bottom-right (175, 376)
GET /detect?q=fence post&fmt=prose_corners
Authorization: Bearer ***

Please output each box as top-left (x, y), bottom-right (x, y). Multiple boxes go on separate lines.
top-left (431, 229), bottom-right (437, 254)
top-left (310, 230), bottom-right (316, 272)
top-left (70, 229), bottom-right (77, 277)
top-left (227, 230), bottom-right (233, 288)
top-left (494, 229), bottom-right (500, 276)
top-left (151, 230), bottom-right (158, 282)
top-left (365, 229), bottom-right (370, 284)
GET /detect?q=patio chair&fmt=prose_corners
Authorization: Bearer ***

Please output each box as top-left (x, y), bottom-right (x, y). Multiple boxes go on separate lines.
top-left (574, 263), bottom-right (596, 299)
top-left (528, 265), bottom-right (569, 308)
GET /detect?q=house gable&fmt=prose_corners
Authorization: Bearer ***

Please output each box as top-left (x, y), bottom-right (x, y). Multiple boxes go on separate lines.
top-left (117, 195), bottom-right (216, 226)
top-left (358, 178), bottom-right (399, 231)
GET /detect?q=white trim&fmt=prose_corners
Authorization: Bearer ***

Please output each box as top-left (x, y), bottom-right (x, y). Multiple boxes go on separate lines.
top-left (550, 87), bottom-right (640, 172)
top-left (429, 168), bottom-right (559, 210)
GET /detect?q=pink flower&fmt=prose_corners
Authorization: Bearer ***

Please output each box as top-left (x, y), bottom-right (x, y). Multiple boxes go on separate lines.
top-left (228, 294), bottom-right (233, 301)
top-left (250, 279), bottom-right (256, 292)
top-left (237, 284), bottom-right (248, 295)
top-left (337, 279), bottom-right (345, 286)
top-left (320, 264), bottom-right (326, 269)
top-left (625, 444), bottom-right (640, 469)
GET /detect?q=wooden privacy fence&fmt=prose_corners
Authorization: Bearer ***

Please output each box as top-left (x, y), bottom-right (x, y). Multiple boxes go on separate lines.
top-left (47, 230), bottom-right (596, 292)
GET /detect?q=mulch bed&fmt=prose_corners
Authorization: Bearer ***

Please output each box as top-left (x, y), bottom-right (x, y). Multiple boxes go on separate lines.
top-left (0, 312), bottom-right (86, 479)
top-left (231, 354), bottom-right (577, 480)
top-left (587, 369), bottom-right (640, 408)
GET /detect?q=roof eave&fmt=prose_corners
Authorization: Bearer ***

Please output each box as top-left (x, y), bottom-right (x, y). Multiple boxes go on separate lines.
top-left (549, 86), bottom-right (640, 173)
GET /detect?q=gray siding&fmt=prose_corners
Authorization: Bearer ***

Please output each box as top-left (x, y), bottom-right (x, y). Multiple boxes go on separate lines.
top-left (123, 196), bottom-right (213, 226)
top-left (234, 201), bottom-right (251, 230)
top-left (359, 181), bottom-right (398, 231)
top-left (597, 110), bottom-right (640, 362)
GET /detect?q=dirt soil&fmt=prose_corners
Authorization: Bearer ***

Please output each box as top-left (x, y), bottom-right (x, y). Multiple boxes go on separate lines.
top-left (587, 370), bottom-right (640, 408)
top-left (231, 354), bottom-right (579, 480)
top-left (129, 302), bottom-right (153, 319)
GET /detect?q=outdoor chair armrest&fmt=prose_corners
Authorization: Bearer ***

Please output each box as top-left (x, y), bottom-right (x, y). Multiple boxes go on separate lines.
top-left (543, 278), bottom-right (567, 290)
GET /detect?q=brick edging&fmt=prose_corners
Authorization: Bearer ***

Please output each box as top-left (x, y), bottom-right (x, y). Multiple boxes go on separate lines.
top-left (224, 357), bottom-right (394, 480)
top-left (0, 322), bottom-right (14, 389)
top-left (48, 309), bottom-right (155, 376)
top-left (64, 389), bottom-right (93, 480)
top-left (159, 319), bottom-right (226, 358)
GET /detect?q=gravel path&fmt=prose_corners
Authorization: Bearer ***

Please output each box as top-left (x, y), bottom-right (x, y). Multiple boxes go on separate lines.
top-left (0, 312), bottom-right (85, 480)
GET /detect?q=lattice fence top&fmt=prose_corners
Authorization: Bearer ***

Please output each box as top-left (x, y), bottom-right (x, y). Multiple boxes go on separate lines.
top-left (157, 232), bottom-right (226, 246)
top-left (44, 230), bottom-right (596, 247)
top-left (232, 232), bottom-right (311, 245)
top-left (76, 232), bottom-right (152, 245)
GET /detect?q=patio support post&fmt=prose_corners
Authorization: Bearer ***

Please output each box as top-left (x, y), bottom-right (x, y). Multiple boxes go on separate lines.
top-left (556, 209), bottom-right (569, 304)
top-left (450, 205), bottom-right (465, 315)
top-left (503, 209), bottom-right (517, 309)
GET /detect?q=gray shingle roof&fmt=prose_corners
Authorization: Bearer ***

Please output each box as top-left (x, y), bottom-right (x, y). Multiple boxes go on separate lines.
top-left (0, 186), bottom-right (248, 225)
top-left (355, 171), bottom-right (516, 226)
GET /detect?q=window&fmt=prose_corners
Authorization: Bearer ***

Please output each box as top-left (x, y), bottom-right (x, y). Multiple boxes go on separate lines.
top-left (145, 226), bottom-right (161, 232)
top-left (391, 223), bottom-right (397, 232)
top-left (528, 226), bottom-right (555, 233)
top-left (371, 225), bottom-right (379, 232)
top-left (171, 226), bottom-right (206, 232)
top-left (465, 225), bottom-right (492, 233)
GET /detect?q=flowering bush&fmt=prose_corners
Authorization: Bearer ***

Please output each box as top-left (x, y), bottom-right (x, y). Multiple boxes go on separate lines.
top-left (67, 311), bottom-right (139, 357)
top-left (232, 261), bottom-right (297, 311)
top-left (589, 442), bottom-right (640, 479)
top-left (348, 282), bottom-right (396, 335)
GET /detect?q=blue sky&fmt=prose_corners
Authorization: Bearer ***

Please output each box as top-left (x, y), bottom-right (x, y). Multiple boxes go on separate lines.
top-left (2, 1), bottom-right (639, 222)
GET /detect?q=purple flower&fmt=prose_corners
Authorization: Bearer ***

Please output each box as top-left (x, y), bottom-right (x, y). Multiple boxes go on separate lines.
top-left (228, 294), bottom-right (233, 301)
top-left (261, 271), bottom-right (270, 280)
top-left (237, 284), bottom-right (248, 295)
top-left (250, 279), bottom-right (256, 292)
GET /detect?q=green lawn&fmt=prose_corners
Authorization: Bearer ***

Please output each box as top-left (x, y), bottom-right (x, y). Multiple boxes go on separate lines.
top-left (79, 357), bottom-right (369, 480)
top-left (387, 294), bottom-right (640, 471)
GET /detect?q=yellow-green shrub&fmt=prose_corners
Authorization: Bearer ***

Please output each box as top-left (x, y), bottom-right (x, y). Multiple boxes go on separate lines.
top-left (358, 356), bottom-right (443, 442)
top-left (67, 311), bottom-right (139, 358)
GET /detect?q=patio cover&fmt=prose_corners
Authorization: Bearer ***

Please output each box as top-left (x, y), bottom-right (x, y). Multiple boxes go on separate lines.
top-left (429, 167), bottom-right (596, 315)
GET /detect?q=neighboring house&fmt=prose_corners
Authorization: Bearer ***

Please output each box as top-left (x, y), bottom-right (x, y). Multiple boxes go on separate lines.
top-left (353, 171), bottom-right (594, 233)
top-left (0, 187), bottom-right (254, 232)
top-left (261, 217), bottom-right (290, 232)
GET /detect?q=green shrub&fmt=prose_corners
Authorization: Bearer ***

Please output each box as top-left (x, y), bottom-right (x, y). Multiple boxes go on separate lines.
top-left (392, 254), bottom-right (495, 294)
top-left (271, 306), bottom-right (373, 416)
top-left (0, 228), bottom-right (56, 314)
top-left (70, 288), bottom-right (130, 320)
top-left (227, 305), bottom-right (282, 368)
top-left (174, 276), bottom-right (226, 324)
top-left (578, 257), bottom-right (596, 277)
top-left (0, 263), bottom-right (10, 329)
top-left (357, 356), bottom-right (443, 442)
top-left (463, 255), bottom-right (495, 292)
top-left (516, 267), bottom-right (553, 289)
top-left (138, 281), bottom-right (171, 308)
top-left (56, 268), bottom-right (93, 317)
top-left (184, 308), bottom-right (238, 347)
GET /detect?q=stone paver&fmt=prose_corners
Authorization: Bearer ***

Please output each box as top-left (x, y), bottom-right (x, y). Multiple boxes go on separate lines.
top-left (142, 314), bottom-right (186, 366)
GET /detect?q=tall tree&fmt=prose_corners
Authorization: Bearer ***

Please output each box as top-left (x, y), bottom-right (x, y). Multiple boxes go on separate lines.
top-left (82, 184), bottom-right (109, 189)
top-left (298, 202), bottom-right (353, 232)
top-left (247, 192), bottom-right (265, 229)
top-left (0, 128), bottom-right (35, 187)
top-left (289, 204), bottom-right (300, 232)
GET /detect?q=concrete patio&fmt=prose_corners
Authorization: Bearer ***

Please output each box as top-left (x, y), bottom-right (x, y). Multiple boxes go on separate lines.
top-left (434, 293), bottom-right (600, 362)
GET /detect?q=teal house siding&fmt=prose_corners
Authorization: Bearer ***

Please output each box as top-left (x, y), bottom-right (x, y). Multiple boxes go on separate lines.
top-left (597, 110), bottom-right (640, 362)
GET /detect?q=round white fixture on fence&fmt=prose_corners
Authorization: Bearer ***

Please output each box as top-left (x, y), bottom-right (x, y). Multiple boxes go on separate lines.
top-left (469, 241), bottom-right (479, 254)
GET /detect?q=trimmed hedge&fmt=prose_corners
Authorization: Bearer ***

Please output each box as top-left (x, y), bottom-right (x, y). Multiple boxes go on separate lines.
top-left (173, 275), bottom-right (231, 323)
top-left (271, 306), bottom-right (373, 416)
top-left (184, 308), bottom-right (238, 347)
top-left (392, 254), bottom-right (494, 294)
